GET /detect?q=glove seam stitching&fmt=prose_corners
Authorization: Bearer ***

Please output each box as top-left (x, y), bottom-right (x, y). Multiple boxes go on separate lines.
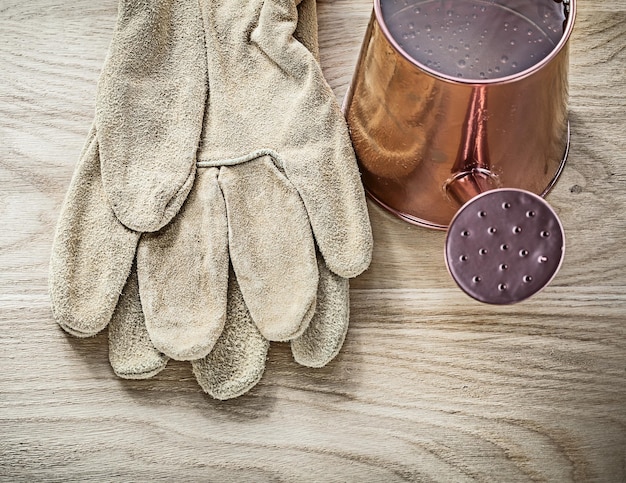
top-left (196, 149), bottom-right (284, 169)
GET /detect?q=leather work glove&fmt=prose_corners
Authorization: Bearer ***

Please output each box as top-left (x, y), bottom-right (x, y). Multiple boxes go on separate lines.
top-left (109, 253), bottom-right (350, 399)
top-left (49, 0), bottom-right (372, 398)
top-left (106, 0), bottom-right (357, 400)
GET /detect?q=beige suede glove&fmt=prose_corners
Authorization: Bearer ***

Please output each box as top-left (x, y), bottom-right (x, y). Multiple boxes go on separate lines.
top-left (109, 0), bottom-right (357, 400)
top-left (109, 253), bottom-right (350, 400)
top-left (50, 0), bottom-right (372, 397)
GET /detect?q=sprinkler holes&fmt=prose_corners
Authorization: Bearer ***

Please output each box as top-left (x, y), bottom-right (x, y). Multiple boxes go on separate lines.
top-left (445, 189), bottom-right (564, 304)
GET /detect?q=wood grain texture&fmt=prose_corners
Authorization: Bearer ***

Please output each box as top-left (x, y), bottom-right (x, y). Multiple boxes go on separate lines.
top-left (1, 0), bottom-right (625, 481)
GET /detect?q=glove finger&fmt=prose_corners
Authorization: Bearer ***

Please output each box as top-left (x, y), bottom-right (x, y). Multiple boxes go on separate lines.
top-left (219, 154), bottom-right (318, 342)
top-left (252, 0), bottom-right (373, 279)
top-left (291, 254), bottom-right (350, 367)
top-left (49, 127), bottom-right (139, 337)
top-left (109, 262), bottom-right (169, 379)
top-left (97, 0), bottom-right (207, 232)
top-left (281, 117), bottom-right (373, 280)
top-left (191, 268), bottom-right (270, 400)
top-left (137, 167), bottom-right (229, 361)
top-left (293, 0), bottom-right (320, 62)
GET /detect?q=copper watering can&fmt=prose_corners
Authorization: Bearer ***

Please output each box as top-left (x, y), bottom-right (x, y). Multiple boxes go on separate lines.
top-left (344, 0), bottom-right (575, 304)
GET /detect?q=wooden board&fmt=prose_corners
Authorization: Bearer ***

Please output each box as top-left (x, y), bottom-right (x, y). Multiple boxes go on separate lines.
top-left (1, 0), bottom-right (625, 480)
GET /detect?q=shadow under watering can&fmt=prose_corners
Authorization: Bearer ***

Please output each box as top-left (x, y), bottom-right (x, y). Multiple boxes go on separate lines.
top-left (344, 0), bottom-right (575, 304)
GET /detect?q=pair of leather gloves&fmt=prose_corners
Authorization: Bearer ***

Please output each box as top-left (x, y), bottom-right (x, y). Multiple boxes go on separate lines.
top-left (49, 0), bottom-right (372, 399)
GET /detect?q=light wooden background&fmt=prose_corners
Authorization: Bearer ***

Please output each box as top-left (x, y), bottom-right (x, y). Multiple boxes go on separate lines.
top-left (1, 1), bottom-right (625, 481)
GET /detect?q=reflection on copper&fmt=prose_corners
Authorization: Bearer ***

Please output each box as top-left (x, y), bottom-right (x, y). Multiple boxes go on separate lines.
top-left (453, 87), bottom-right (491, 174)
top-left (344, 0), bottom-right (576, 229)
top-left (445, 86), bottom-right (500, 206)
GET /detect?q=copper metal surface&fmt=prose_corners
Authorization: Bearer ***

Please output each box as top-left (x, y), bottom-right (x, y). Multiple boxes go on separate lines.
top-left (445, 189), bottom-right (565, 304)
top-left (444, 86), bottom-right (501, 206)
top-left (344, 0), bottom-right (576, 229)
